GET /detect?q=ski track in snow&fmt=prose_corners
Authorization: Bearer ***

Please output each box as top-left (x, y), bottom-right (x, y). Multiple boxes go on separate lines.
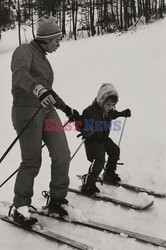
top-left (0, 19), bottom-right (166, 249)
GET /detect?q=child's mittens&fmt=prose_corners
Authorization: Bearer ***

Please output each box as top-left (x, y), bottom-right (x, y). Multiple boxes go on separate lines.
top-left (120, 109), bottom-right (131, 117)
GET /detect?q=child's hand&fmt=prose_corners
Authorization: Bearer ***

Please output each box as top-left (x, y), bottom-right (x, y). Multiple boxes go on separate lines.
top-left (77, 129), bottom-right (95, 139)
top-left (63, 105), bottom-right (80, 121)
top-left (121, 109), bottom-right (131, 117)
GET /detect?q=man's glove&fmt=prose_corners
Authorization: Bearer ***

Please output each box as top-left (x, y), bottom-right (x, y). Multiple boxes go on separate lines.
top-left (120, 109), bottom-right (131, 117)
top-left (38, 88), bottom-right (56, 108)
top-left (63, 105), bottom-right (80, 122)
top-left (33, 84), bottom-right (56, 108)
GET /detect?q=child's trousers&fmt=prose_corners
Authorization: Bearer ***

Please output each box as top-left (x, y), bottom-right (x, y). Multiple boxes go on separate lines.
top-left (84, 137), bottom-right (120, 185)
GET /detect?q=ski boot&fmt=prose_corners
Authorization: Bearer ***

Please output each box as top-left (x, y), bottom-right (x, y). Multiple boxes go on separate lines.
top-left (103, 171), bottom-right (121, 185)
top-left (47, 197), bottom-right (69, 217)
top-left (80, 173), bottom-right (100, 196)
top-left (81, 184), bottom-right (100, 196)
top-left (12, 206), bottom-right (38, 227)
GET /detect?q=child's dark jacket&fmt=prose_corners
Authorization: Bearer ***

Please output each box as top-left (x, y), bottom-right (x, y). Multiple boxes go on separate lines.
top-left (81, 100), bottom-right (124, 144)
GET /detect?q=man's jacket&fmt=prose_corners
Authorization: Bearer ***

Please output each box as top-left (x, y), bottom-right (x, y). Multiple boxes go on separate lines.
top-left (11, 40), bottom-right (65, 110)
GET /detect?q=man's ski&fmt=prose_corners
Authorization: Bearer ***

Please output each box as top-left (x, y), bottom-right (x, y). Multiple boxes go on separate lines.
top-left (77, 174), bottom-right (166, 197)
top-left (68, 187), bottom-right (154, 210)
top-left (32, 205), bottom-right (166, 248)
top-left (0, 212), bottom-right (93, 250)
top-left (1, 201), bottom-right (166, 248)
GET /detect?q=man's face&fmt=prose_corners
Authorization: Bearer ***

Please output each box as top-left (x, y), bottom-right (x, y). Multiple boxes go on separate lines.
top-left (103, 99), bottom-right (116, 113)
top-left (44, 35), bottom-right (61, 53)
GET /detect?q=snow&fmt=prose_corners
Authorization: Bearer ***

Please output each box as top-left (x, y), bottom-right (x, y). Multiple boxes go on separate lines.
top-left (0, 19), bottom-right (166, 250)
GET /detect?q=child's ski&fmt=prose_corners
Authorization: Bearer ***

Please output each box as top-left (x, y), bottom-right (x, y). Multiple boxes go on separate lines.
top-left (68, 187), bottom-right (154, 210)
top-left (77, 174), bottom-right (166, 197)
top-left (118, 182), bottom-right (166, 197)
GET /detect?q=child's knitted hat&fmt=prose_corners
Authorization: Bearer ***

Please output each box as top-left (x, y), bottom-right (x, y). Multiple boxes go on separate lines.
top-left (96, 83), bottom-right (119, 107)
top-left (35, 15), bottom-right (62, 40)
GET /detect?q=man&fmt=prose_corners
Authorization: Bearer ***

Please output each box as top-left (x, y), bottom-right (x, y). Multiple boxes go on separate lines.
top-left (11, 16), bottom-right (79, 226)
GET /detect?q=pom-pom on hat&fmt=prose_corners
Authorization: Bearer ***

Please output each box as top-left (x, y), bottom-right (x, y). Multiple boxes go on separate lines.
top-left (96, 83), bottom-right (119, 107)
top-left (35, 15), bottom-right (62, 40)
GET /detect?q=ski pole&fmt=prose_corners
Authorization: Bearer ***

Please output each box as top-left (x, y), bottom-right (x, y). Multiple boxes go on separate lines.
top-left (104, 118), bottom-right (127, 167)
top-left (118, 117), bottom-right (127, 147)
top-left (0, 120), bottom-right (70, 188)
top-left (0, 168), bottom-right (19, 188)
top-left (70, 139), bottom-right (85, 161)
top-left (0, 106), bottom-right (42, 165)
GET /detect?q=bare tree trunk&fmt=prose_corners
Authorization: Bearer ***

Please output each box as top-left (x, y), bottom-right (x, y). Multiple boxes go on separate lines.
top-left (50, 0), bottom-right (55, 16)
top-left (132, 0), bottom-right (137, 22)
top-left (159, 0), bottom-right (164, 17)
top-left (89, 0), bottom-right (96, 36)
top-left (154, 0), bottom-right (157, 13)
top-left (137, 0), bottom-right (143, 17)
top-left (123, 0), bottom-right (128, 30)
top-left (163, 0), bottom-right (165, 13)
top-left (62, 0), bottom-right (66, 37)
top-left (30, 0), bottom-right (35, 39)
top-left (71, 0), bottom-right (78, 40)
top-left (0, 0), bottom-right (2, 40)
top-left (96, 6), bottom-right (100, 35)
top-left (137, 0), bottom-right (140, 17)
top-left (100, 0), bottom-right (104, 34)
top-left (144, 0), bottom-right (150, 22)
top-left (103, 0), bottom-right (108, 32)
top-left (17, 0), bottom-right (21, 45)
top-left (120, 0), bottom-right (123, 30)
top-left (110, 0), bottom-right (115, 21)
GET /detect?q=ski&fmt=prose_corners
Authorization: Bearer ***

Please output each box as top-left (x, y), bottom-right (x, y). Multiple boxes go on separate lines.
top-left (68, 187), bottom-right (154, 210)
top-left (77, 174), bottom-right (166, 198)
top-left (1, 201), bottom-right (166, 248)
top-left (34, 208), bottom-right (166, 248)
top-left (0, 211), bottom-right (93, 250)
top-left (118, 182), bottom-right (166, 197)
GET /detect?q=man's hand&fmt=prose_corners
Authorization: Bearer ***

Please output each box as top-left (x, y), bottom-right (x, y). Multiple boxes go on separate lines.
top-left (38, 88), bottom-right (56, 108)
top-left (33, 84), bottom-right (56, 108)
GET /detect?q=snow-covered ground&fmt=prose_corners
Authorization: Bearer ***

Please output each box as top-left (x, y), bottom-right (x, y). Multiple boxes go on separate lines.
top-left (0, 19), bottom-right (166, 250)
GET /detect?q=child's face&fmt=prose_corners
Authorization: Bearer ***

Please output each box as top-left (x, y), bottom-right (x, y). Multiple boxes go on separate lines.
top-left (103, 99), bottom-right (116, 113)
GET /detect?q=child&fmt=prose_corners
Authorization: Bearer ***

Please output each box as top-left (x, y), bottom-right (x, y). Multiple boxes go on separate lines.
top-left (78, 83), bottom-right (131, 196)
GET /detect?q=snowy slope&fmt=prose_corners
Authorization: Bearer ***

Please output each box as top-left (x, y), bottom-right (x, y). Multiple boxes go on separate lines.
top-left (0, 19), bottom-right (166, 250)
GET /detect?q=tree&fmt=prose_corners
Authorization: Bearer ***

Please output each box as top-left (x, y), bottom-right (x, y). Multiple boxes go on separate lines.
top-left (17, 0), bottom-right (21, 45)
top-left (1, 0), bottom-right (166, 42)
top-left (71, 0), bottom-right (78, 40)
top-left (89, 0), bottom-right (96, 36)
top-left (0, 0), bottom-right (16, 38)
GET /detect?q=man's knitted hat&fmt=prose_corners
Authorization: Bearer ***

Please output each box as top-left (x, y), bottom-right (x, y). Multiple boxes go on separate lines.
top-left (35, 16), bottom-right (62, 40)
top-left (96, 83), bottom-right (119, 107)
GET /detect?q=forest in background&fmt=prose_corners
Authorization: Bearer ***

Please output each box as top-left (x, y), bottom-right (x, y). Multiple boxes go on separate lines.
top-left (0, 0), bottom-right (166, 44)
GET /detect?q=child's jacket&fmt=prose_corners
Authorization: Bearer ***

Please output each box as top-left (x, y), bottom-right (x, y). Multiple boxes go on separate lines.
top-left (81, 100), bottom-right (124, 144)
